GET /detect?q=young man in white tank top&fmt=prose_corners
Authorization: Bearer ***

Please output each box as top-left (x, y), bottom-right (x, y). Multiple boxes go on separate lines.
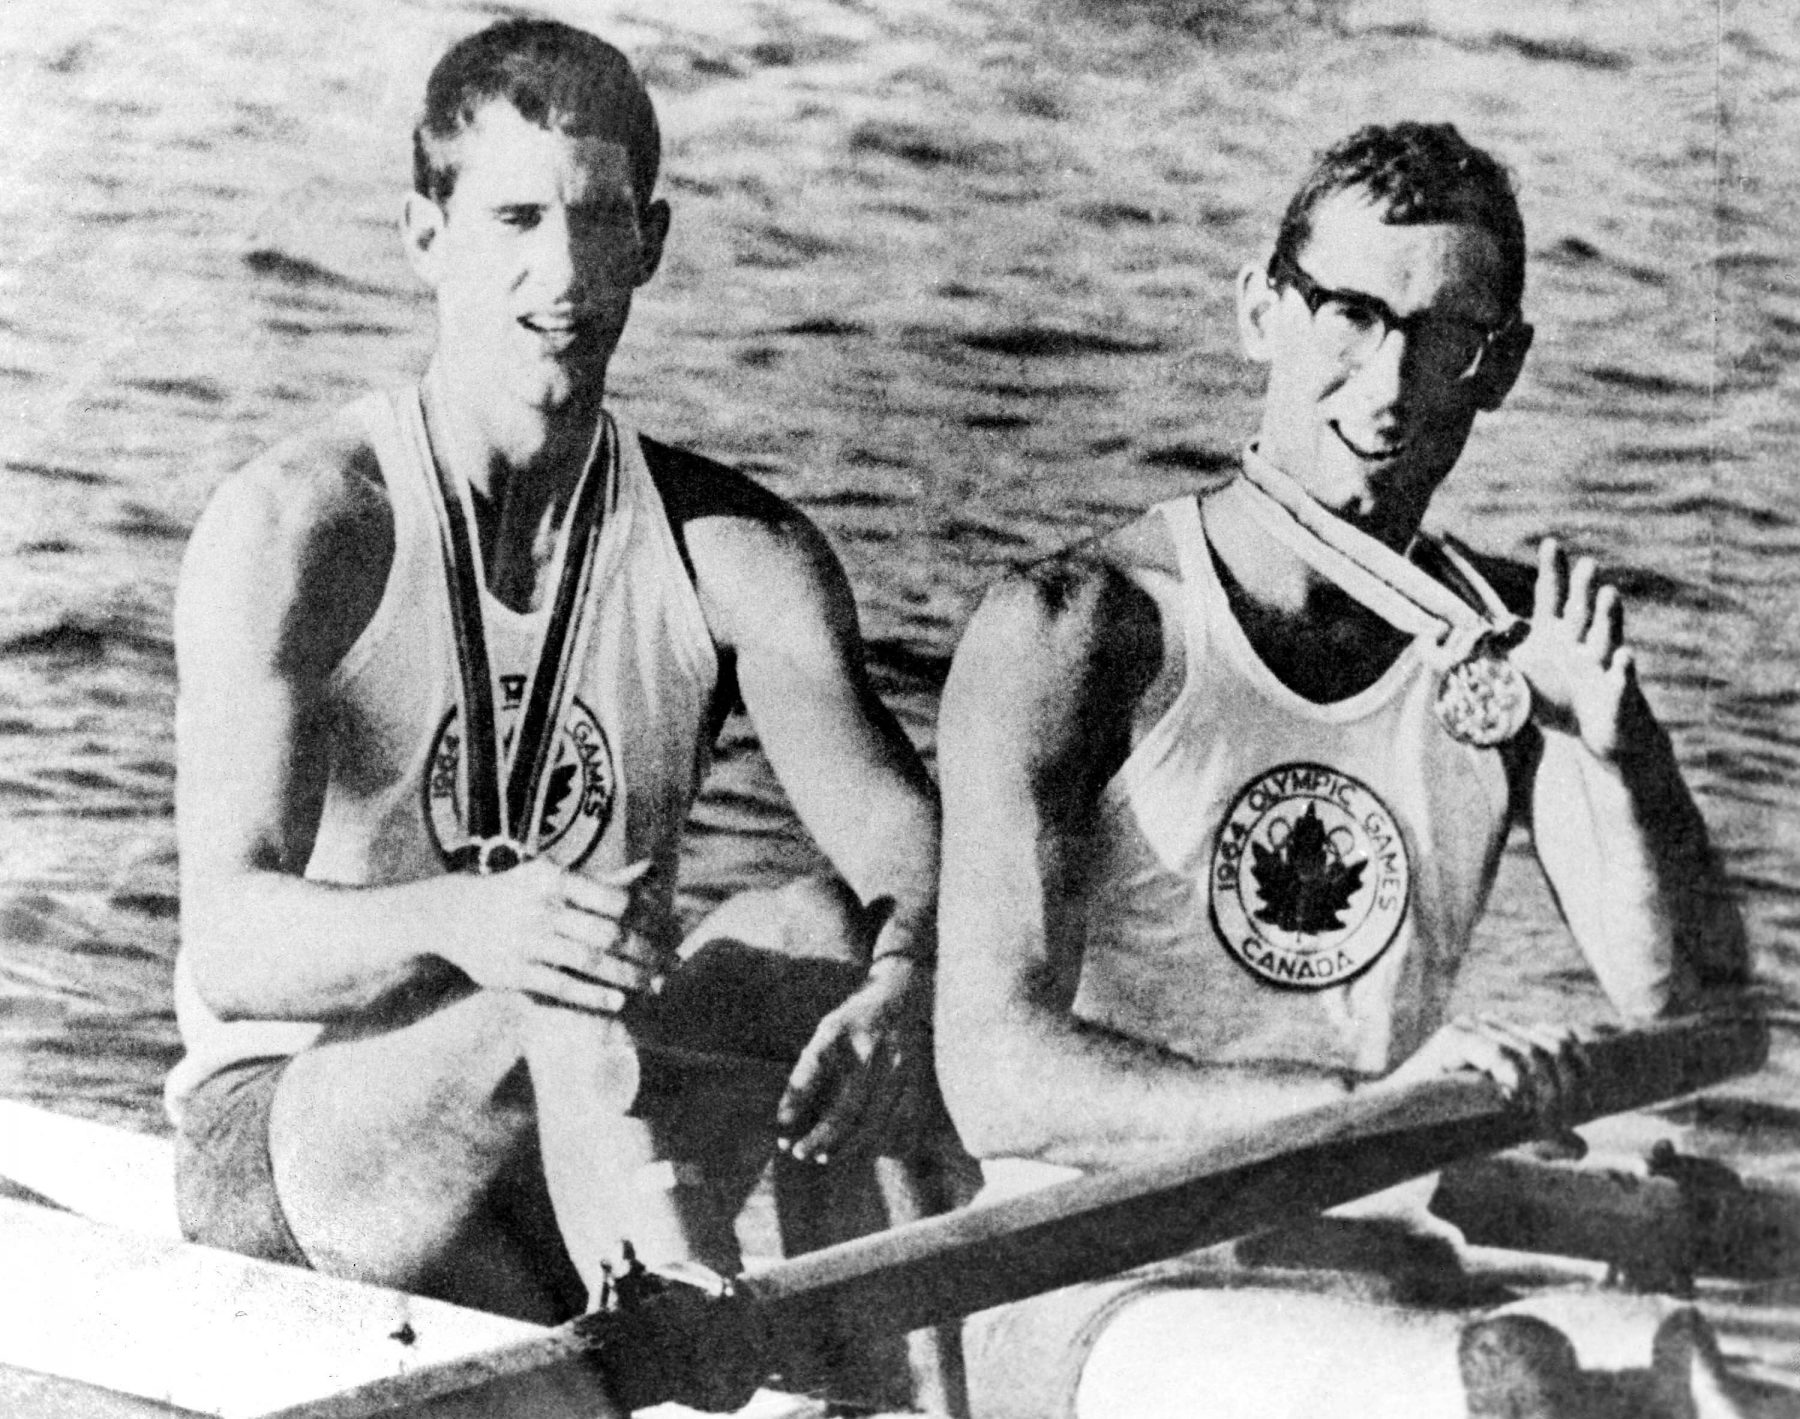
top-left (935, 125), bottom-right (1751, 1417)
top-left (169, 21), bottom-right (957, 1380)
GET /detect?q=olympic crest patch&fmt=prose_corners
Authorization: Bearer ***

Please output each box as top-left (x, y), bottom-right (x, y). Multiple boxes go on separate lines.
top-left (424, 683), bottom-right (616, 870)
top-left (1209, 762), bottom-right (1410, 990)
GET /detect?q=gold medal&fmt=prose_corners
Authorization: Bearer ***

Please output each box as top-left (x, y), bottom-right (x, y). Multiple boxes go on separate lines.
top-left (1434, 627), bottom-right (1531, 748)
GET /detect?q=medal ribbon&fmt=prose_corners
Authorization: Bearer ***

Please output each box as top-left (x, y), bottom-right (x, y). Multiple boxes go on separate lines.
top-left (1234, 446), bottom-right (1520, 669)
top-left (419, 390), bottom-right (619, 867)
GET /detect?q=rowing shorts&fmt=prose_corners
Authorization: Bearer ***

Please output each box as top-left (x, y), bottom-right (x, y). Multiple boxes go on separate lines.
top-left (174, 1055), bottom-right (311, 1269)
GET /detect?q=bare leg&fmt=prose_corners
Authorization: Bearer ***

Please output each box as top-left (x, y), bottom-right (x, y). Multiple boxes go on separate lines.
top-left (266, 875), bottom-right (964, 1348)
top-left (529, 877), bottom-right (868, 1301)
top-left (524, 1004), bottom-right (748, 1299)
top-left (268, 881), bottom-right (861, 1318)
top-left (268, 988), bottom-right (583, 1321)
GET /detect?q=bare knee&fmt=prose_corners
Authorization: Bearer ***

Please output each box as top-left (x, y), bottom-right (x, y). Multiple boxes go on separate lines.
top-left (435, 987), bottom-right (534, 1098)
top-left (269, 988), bottom-right (539, 1275)
top-left (683, 873), bottom-right (872, 965)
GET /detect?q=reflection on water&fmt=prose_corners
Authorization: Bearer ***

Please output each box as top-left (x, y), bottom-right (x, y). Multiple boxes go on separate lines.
top-left (1, 0), bottom-right (1797, 1188)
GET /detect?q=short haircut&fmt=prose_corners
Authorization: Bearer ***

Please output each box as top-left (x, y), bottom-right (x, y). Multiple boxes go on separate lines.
top-left (1272, 123), bottom-right (1526, 310)
top-left (412, 19), bottom-right (660, 210)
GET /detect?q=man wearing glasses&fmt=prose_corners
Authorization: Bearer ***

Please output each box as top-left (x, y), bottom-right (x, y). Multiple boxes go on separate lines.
top-left (936, 119), bottom-right (1745, 1196)
top-left (932, 118), bottom-right (1748, 1414)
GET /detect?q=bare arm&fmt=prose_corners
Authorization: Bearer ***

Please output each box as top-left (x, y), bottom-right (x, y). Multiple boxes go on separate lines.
top-left (935, 558), bottom-right (1357, 1171)
top-left (1511, 539), bottom-right (1750, 1019)
top-left (685, 503), bottom-right (941, 1158)
top-left (693, 509), bottom-right (939, 967)
top-left (175, 433), bottom-right (655, 1025)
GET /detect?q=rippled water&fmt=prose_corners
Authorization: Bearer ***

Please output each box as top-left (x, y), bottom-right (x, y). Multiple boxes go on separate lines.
top-left (2, 0), bottom-right (1798, 1191)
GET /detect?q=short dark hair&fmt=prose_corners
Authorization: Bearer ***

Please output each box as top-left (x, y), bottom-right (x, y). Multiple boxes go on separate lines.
top-left (1272, 123), bottom-right (1526, 310)
top-left (412, 19), bottom-right (660, 210)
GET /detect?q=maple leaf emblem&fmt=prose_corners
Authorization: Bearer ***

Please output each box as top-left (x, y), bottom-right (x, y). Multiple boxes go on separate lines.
top-left (1249, 803), bottom-right (1366, 936)
top-left (536, 762), bottom-right (580, 838)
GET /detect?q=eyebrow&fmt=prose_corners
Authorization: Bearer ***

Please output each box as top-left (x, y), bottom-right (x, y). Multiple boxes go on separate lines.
top-left (487, 194), bottom-right (637, 216)
top-left (1289, 258), bottom-right (1505, 327)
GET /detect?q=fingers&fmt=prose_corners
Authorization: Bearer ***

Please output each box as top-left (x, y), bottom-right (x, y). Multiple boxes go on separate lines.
top-left (829, 1052), bottom-right (914, 1161)
top-left (1527, 539), bottom-right (1637, 759)
top-left (1430, 1016), bottom-right (1590, 1129)
top-left (549, 859), bottom-right (670, 983)
top-left (520, 961), bottom-right (628, 1016)
top-left (1610, 645), bottom-right (1638, 694)
top-left (1535, 538), bottom-right (1623, 649)
top-left (500, 860), bottom-right (670, 1002)
top-left (1474, 1017), bottom-right (1591, 1122)
top-left (1585, 584), bottom-right (1623, 666)
top-left (1432, 1015), bottom-right (1523, 1098)
top-left (552, 907), bottom-right (668, 972)
top-left (775, 1025), bottom-right (914, 1164)
top-left (537, 930), bottom-right (665, 996)
top-left (1533, 537), bottom-right (1563, 625)
top-left (1561, 554), bottom-right (1596, 641)
top-left (776, 1036), bottom-right (830, 1156)
top-left (595, 858), bottom-right (656, 888)
top-left (560, 858), bottom-right (652, 922)
top-left (787, 1053), bottom-right (875, 1164)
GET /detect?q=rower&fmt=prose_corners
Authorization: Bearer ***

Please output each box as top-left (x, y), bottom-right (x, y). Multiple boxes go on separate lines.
top-left (933, 122), bottom-right (1751, 1417)
top-left (166, 19), bottom-right (965, 1402)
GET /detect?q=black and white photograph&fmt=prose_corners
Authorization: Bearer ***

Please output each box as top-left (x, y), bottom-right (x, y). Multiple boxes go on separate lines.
top-left (0, 0), bottom-right (1793, 1415)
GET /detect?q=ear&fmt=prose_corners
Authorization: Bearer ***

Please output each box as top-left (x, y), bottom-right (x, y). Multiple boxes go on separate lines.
top-left (1472, 321), bottom-right (1533, 412)
top-left (1236, 252), bottom-right (1282, 363)
top-left (401, 192), bottom-right (447, 287)
top-left (634, 198), bottom-right (671, 288)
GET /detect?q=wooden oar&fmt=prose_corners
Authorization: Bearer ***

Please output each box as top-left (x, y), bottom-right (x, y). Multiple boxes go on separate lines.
top-left (266, 1014), bottom-right (1767, 1419)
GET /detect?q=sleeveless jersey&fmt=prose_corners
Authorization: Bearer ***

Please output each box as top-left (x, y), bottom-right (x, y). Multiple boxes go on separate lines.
top-left (1069, 494), bottom-right (1514, 1077)
top-left (167, 388), bottom-right (718, 1118)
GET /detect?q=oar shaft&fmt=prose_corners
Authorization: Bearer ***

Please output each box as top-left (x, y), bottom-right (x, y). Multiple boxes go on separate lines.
top-left (265, 1014), bottom-right (1766, 1419)
top-left (745, 1014), bottom-right (1767, 1335)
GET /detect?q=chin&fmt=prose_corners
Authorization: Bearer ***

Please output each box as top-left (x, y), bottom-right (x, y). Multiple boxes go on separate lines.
top-left (1307, 446), bottom-right (1380, 516)
top-left (514, 367), bottom-right (602, 415)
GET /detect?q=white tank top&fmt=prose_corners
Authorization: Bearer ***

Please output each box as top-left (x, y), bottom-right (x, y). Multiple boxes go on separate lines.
top-left (1069, 495), bottom-right (1513, 1078)
top-left (167, 388), bottom-right (718, 1117)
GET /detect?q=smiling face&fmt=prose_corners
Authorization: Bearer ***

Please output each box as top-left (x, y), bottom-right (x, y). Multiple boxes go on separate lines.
top-left (403, 99), bottom-right (668, 421)
top-left (1239, 189), bottom-right (1530, 549)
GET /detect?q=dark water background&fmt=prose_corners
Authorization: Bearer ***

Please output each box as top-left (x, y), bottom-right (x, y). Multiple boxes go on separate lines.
top-left (2, 0), bottom-right (1797, 1193)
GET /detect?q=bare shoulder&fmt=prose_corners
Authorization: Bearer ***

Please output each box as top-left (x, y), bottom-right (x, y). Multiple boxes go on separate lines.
top-left (942, 528), bottom-right (1164, 806)
top-left (957, 505), bottom-right (1171, 687)
top-left (178, 407), bottom-right (393, 682)
top-left (638, 435), bottom-right (848, 647)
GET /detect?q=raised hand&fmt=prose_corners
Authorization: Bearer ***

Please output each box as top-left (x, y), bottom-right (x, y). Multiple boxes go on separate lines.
top-left (438, 857), bottom-right (670, 1015)
top-left (1512, 537), bottom-right (1640, 761)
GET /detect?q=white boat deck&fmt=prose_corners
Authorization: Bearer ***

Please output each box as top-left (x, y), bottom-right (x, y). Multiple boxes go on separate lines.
top-left (0, 1194), bottom-right (547, 1417)
top-left (0, 1101), bottom-right (835, 1418)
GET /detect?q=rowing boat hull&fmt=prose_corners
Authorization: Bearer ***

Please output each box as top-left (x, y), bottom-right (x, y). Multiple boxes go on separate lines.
top-left (0, 1194), bottom-right (579, 1419)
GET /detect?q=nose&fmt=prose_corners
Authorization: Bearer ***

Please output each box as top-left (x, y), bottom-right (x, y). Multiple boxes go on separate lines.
top-left (525, 207), bottom-right (581, 300)
top-left (1349, 323), bottom-right (1413, 427)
